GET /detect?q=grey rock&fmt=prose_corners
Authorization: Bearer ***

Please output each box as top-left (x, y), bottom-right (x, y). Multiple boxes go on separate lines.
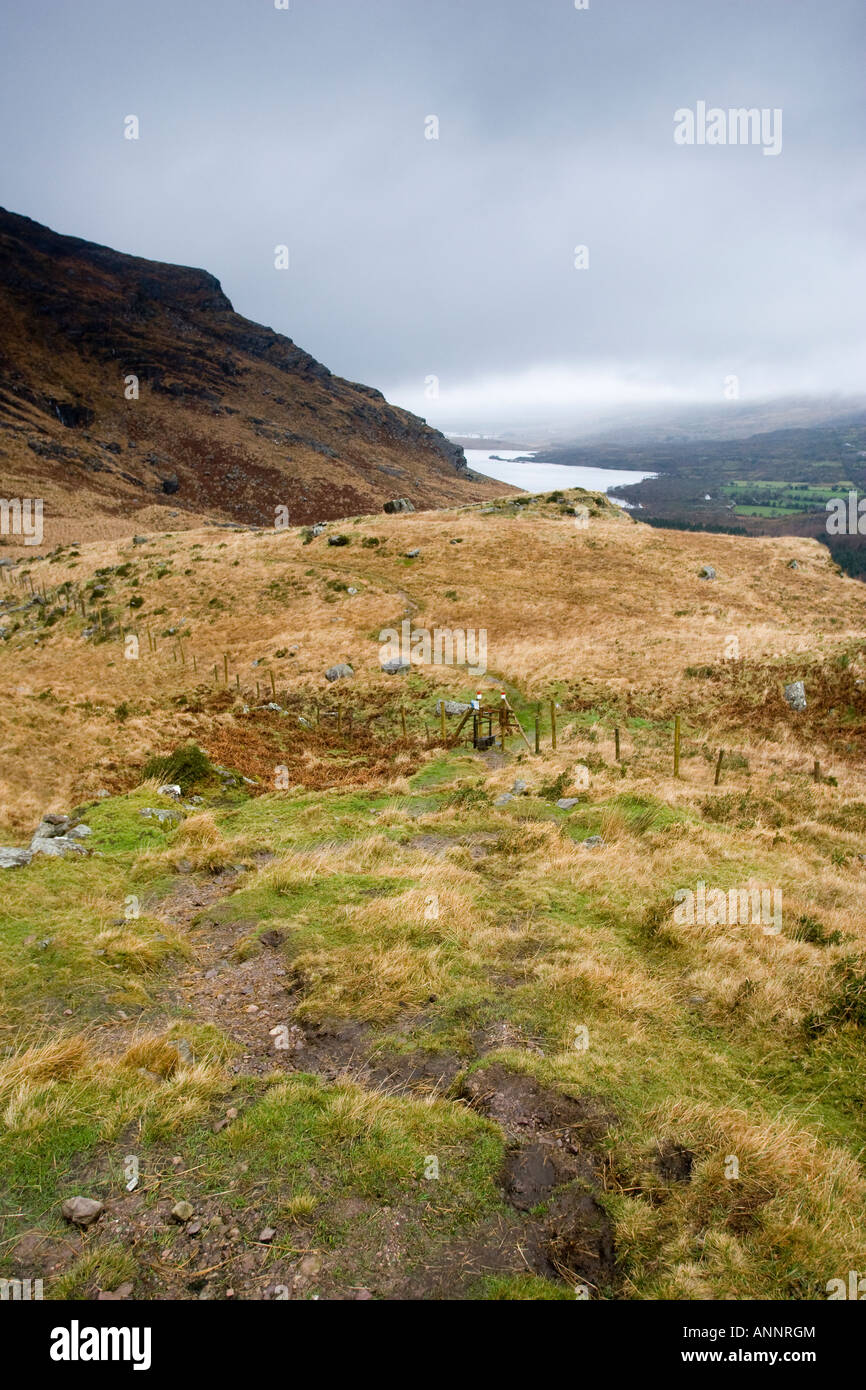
top-left (556, 798), bottom-right (580, 810)
top-left (435, 700), bottom-right (472, 716)
top-left (581, 835), bottom-right (604, 848)
top-left (32, 814), bottom-right (71, 841)
top-left (383, 498), bottom-right (415, 514)
top-left (67, 824), bottom-right (92, 840)
top-left (788, 559), bottom-right (799, 569)
top-left (158, 784), bottom-right (182, 799)
top-left (0, 847), bottom-right (33, 869)
top-left (381, 658), bottom-right (410, 674)
top-left (698, 565), bottom-right (716, 580)
top-left (405, 549), bottom-right (420, 558)
top-left (173, 1039), bottom-right (194, 1064)
top-left (784, 680), bottom-right (807, 711)
top-left (30, 835), bottom-right (88, 858)
top-left (132, 535), bottom-right (148, 545)
top-left (259, 1227), bottom-right (276, 1244)
top-left (327, 534), bottom-right (350, 547)
top-left (139, 807), bottom-right (179, 824)
top-left (511, 779), bottom-right (527, 794)
top-left (61, 1196), bottom-right (104, 1228)
top-left (494, 793), bottom-right (514, 806)
top-left (171, 1200), bottom-right (195, 1223)
top-left (325, 663), bottom-right (354, 681)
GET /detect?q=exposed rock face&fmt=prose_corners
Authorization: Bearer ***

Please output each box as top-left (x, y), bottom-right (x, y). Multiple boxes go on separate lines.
top-left (0, 208), bottom-right (507, 544)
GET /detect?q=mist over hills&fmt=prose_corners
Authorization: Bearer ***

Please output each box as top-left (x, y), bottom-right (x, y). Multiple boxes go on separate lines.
top-left (0, 209), bottom-right (505, 548)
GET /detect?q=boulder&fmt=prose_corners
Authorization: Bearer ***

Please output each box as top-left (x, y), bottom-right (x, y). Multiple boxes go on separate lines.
top-left (405, 549), bottom-right (420, 558)
top-left (158, 784), bottom-right (182, 799)
top-left (31, 835), bottom-right (88, 858)
top-left (784, 680), bottom-right (807, 711)
top-left (556, 798), bottom-right (580, 810)
top-left (61, 1196), bottom-right (104, 1228)
top-left (31, 813), bottom-right (71, 841)
top-left (381, 658), bottom-right (410, 674)
top-left (383, 498), bottom-right (415, 514)
top-left (435, 700), bottom-right (472, 716)
top-left (0, 848), bottom-right (33, 869)
top-left (494, 793), bottom-right (514, 806)
top-left (698, 565), bottom-right (716, 580)
top-left (325, 663), bottom-right (354, 682)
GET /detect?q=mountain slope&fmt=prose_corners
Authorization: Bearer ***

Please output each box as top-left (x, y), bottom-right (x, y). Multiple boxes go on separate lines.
top-left (2, 489), bottom-right (866, 1302)
top-left (0, 209), bottom-right (506, 546)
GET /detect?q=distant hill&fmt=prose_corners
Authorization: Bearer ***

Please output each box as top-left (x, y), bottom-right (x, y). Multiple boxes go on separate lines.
top-left (0, 209), bottom-right (506, 547)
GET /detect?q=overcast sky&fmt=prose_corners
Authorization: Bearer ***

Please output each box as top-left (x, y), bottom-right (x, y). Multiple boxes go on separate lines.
top-left (1, 0), bottom-right (864, 433)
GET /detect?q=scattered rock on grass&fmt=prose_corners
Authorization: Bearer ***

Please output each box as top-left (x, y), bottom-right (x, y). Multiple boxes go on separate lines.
top-left (784, 680), bottom-right (807, 711)
top-left (61, 1196), bottom-right (104, 1228)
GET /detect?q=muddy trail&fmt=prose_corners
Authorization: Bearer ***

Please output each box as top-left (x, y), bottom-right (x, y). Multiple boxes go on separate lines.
top-left (67, 859), bottom-right (624, 1300)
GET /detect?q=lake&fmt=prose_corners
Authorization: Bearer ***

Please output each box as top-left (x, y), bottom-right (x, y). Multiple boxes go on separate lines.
top-left (464, 449), bottom-right (656, 501)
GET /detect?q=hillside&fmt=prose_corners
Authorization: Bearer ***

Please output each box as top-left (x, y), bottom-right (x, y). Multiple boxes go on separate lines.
top-left (0, 209), bottom-right (505, 548)
top-left (2, 492), bottom-right (866, 1302)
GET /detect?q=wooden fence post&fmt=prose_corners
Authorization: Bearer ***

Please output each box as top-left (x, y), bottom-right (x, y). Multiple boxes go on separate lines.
top-left (534, 706), bottom-right (540, 755)
top-left (714, 749), bottom-right (724, 786)
top-left (550, 701), bottom-right (557, 751)
top-left (615, 727), bottom-right (621, 762)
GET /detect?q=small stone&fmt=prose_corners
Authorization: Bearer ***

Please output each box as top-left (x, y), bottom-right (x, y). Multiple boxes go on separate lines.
top-left (698, 564), bottom-right (716, 580)
top-left (405, 549), bottom-right (420, 558)
top-left (556, 797), bottom-right (580, 810)
top-left (259, 1227), bottom-right (276, 1243)
top-left (171, 1201), bottom-right (195, 1223)
top-left (186, 1221), bottom-right (202, 1236)
top-left (581, 835), bottom-right (604, 848)
top-left (494, 793), bottom-right (513, 806)
top-left (381, 658), bottom-right (410, 674)
top-left (298, 1254), bottom-right (322, 1278)
top-left (784, 680), bottom-right (807, 711)
top-left (325, 663), bottom-right (354, 682)
top-left (158, 784), bottom-right (182, 799)
top-left (61, 1196), bottom-right (104, 1228)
